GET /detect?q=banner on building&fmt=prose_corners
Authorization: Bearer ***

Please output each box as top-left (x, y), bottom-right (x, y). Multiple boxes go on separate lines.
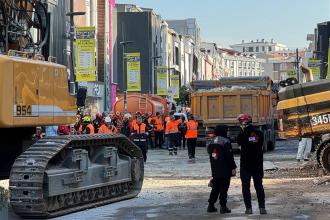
top-left (75, 27), bottom-right (96, 82)
top-left (287, 69), bottom-right (297, 78)
top-left (126, 52), bottom-right (141, 91)
top-left (169, 74), bottom-right (180, 99)
top-left (308, 59), bottom-right (321, 80)
top-left (156, 66), bottom-right (168, 96)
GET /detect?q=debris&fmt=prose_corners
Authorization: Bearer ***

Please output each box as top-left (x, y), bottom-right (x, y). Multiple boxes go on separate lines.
top-left (313, 176), bottom-right (330, 185)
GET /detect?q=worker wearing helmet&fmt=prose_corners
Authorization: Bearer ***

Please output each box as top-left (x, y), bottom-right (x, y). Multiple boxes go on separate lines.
top-left (144, 112), bottom-right (154, 149)
top-left (98, 117), bottom-right (118, 134)
top-left (131, 117), bottom-right (148, 162)
top-left (237, 113), bottom-right (267, 215)
top-left (165, 115), bottom-right (179, 155)
top-left (80, 115), bottom-right (95, 135)
top-left (93, 113), bottom-right (103, 133)
top-left (153, 112), bottom-right (164, 149)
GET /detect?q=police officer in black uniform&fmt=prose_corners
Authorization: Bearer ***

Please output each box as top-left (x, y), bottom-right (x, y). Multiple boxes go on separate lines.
top-left (237, 113), bottom-right (267, 215)
top-left (207, 125), bottom-right (237, 214)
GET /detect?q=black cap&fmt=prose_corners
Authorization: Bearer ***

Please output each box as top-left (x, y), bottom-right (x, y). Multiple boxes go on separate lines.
top-left (214, 125), bottom-right (228, 137)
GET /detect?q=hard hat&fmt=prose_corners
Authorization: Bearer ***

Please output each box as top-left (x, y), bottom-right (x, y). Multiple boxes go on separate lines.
top-left (238, 113), bottom-right (252, 125)
top-left (105, 116), bottom-right (111, 123)
top-left (135, 111), bottom-right (141, 116)
top-left (83, 116), bottom-right (91, 123)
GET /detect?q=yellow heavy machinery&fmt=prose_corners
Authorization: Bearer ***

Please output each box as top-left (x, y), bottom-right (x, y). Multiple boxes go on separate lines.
top-left (0, 1), bottom-right (144, 218)
top-left (277, 79), bottom-right (330, 174)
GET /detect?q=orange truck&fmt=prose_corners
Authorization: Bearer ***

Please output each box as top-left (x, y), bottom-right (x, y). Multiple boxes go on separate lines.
top-left (113, 93), bottom-right (168, 116)
top-left (190, 77), bottom-right (276, 151)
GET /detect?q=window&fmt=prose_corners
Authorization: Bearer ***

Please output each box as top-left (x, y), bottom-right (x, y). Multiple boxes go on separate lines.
top-left (243, 47), bottom-right (245, 52)
top-left (256, 47), bottom-right (259, 52)
top-left (175, 46), bottom-right (179, 65)
top-left (248, 47), bottom-right (254, 52)
top-left (262, 46), bottom-right (265, 51)
top-left (231, 61), bottom-right (234, 67)
top-left (268, 46), bottom-right (272, 52)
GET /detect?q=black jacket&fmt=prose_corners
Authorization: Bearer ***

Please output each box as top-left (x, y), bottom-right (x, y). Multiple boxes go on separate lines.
top-left (208, 136), bottom-right (237, 178)
top-left (237, 125), bottom-right (264, 174)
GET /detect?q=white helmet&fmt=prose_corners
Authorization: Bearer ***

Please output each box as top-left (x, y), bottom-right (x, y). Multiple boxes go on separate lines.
top-left (105, 116), bottom-right (111, 123)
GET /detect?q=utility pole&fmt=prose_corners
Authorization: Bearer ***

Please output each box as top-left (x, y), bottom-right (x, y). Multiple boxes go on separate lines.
top-left (151, 55), bottom-right (162, 94)
top-left (295, 48), bottom-right (300, 83)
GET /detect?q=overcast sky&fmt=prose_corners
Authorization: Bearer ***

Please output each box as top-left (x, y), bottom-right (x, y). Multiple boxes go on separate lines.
top-left (116, 0), bottom-right (330, 49)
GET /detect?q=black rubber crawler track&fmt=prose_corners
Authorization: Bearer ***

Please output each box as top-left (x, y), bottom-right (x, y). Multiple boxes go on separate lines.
top-left (9, 134), bottom-right (144, 218)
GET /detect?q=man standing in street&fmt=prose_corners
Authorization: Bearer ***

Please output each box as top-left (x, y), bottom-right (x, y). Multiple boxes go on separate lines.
top-left (237, 113), bottom-right (267, 215)
top-left (296, 137), bottom-right (312, 162)
top-left (207, 125), bottom-right (236, 214)
top-left (154, 112), bottom-right (164, 149)
top-left (185, 115), bottom-right (198, 160)
top-left (165, 115), bottom-right (179, 155)
top-left (131, 117), bottom-right (148, 162)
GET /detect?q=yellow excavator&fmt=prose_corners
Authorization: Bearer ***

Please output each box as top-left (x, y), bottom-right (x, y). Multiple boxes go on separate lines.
top-left (277, 68), bottom-right (330, 174)
top-left (0, 1), bottom-right (143, 218)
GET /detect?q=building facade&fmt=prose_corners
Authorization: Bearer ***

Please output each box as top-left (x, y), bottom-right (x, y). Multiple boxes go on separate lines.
top-left (230, 39), bottom-right (289, 55)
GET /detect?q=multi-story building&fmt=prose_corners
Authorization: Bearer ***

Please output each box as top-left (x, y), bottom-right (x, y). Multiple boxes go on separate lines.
top-left (230, 39), bottom-right (289, 55)
top-left (218, 48), bottom-right (265, 77)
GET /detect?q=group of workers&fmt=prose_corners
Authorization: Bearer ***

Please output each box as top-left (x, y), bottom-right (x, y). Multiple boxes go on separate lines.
top-left (44, 110), bottom-right (198, 163)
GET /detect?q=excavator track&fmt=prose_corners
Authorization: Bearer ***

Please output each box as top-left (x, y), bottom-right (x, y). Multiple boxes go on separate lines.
top-left (9, 134), bottom-right (144, 218)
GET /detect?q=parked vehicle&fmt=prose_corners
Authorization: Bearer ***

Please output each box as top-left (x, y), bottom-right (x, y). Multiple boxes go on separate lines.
top-left (190, 77), bottom-right (276, 152)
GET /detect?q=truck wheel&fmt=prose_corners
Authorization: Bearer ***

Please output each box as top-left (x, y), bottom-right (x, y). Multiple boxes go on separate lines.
top-left (320, 143), bottom-right (330, 174)
top-left (262, 131), bottom-right (268, 153)
top-left (267, 129), bottom-right (275, 151)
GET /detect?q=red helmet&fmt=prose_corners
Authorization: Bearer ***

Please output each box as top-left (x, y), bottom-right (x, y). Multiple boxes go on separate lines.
top-left (238, 113), bottom-right (252, 125)
top-left (96, 113), bottom-right (102, 119)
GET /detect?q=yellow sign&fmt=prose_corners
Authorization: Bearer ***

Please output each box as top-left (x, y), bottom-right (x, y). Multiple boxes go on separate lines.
top-left (75, 27), bottom-right (96, 82)
top-left (308, 59), bottom-right (321, 80)
top-left (126, 53), bottom-right (141, 91)
top-left (170, 74), bottom-right (180, 99)
top-left (157, 66), bottom-right (168, 96)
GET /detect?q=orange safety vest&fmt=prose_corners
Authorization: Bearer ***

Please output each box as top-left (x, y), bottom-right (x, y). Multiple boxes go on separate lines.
top-left (154, 117), bottom-right (164, 131)
top-left (133, 123), bottom-right (147, 134)
top-left (165, 121), bottom-right (179, 134)
top-left (99, 124), bottom-right (118, 134)
top-left (185, 120), bottom-right (198, 139)
top-left (82, 123), bottom-right (95, 134)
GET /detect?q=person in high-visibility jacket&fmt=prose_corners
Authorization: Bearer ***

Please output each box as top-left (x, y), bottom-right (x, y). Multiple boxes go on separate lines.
top-left (153, 112), bottom-right (164, 149)
top-left (79, 115), bottom-right (95, 134)
top-left (131, 117), bottom-right (148, 162)
top-left (165, 115), bottom-right (179, 155)
top-left (98, 117), bottom-right (118, 134)
top-left (185, 115), bottom-right (198, 159)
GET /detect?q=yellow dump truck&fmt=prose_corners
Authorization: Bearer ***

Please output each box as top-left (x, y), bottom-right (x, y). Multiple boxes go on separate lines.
top-left (190, 77), bottom-right (276, 151)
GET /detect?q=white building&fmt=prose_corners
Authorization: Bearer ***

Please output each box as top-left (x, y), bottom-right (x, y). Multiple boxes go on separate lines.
top-left (218, 48), bottom-right (265, 77)
top-left (230, 39), bottom-right (289, 55)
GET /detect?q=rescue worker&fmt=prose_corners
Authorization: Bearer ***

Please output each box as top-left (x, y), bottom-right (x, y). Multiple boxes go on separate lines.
top-left (98, 117), bottom-right (118, 134)
top-left (121, 114), bottom-right (132, 137)
top-left (178, 115), bottom-right (187, 150)
top-left (164, 112), bottom-right (173, 149)
top-left (93, 113), bottom-right (103, 133)
top-left (207, 125), bottom-right (237, 214)
top-left (185, 115), bottom-right (198, 159)
top-left (80, 116), bottom-right (95, 134)
top-left (154, 112), bottom-right (164, 149)
top-left (131, 111), bottom-right (142, 128)
top-left (237, 113), bottom-right (267, 215)
top-left (145, 112), bottom-right (154, 149)
top-left (131, 117), bottom-right (148, 162)
top-left (165, 115), bottom-right (179, 155)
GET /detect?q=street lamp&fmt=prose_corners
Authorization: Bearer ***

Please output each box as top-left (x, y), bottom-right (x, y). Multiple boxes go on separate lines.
top-left (66, 0), bottom-right (86, 94)
top-left (151, 55), bottom-right (162, 94)
top-left (120, 40), bottom-right (134, 113)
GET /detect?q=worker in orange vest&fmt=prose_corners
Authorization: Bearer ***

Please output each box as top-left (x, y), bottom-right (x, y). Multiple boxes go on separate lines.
top-left (131, 117), bottom-right (148, 162)
top-left (153, 112), bottom-right (164, 149)
top-left (185, 115), bottom-right (198, 160)
top-left (79, 115), bottom-right (95, 134)
top-left (165, 115), bottom-right (179, 155)
top-left (98, 117), bottom-right (118, 134)
top-left (145, 112), bottom-right (154, 149)
top-left (131, 111), bottom-right (142, 129)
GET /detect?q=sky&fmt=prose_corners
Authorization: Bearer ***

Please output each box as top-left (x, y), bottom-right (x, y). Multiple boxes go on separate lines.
top-left (116, 0), bottom-right (330, 49)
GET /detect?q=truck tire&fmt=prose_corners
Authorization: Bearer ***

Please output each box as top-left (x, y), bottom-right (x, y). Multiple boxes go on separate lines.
top-left (262, 131), bottom-right (268, 153)
top-left (267, 129), bottom-right (275, 151)
top-left (320, 143), bottom-right (330, 174)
